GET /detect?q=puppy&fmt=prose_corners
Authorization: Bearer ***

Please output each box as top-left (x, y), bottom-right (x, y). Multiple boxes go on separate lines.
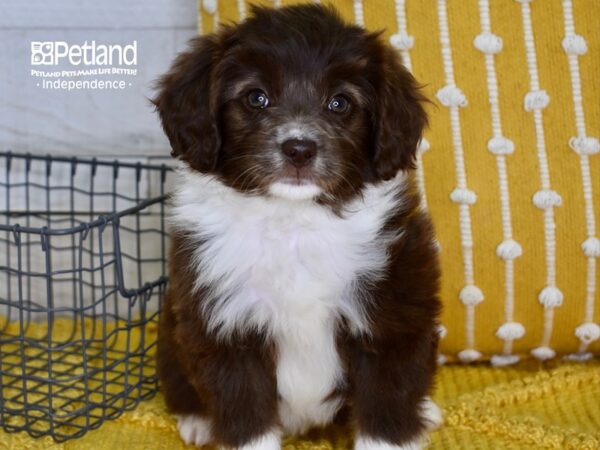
top-left (154, 5), bottom-right (441, 450)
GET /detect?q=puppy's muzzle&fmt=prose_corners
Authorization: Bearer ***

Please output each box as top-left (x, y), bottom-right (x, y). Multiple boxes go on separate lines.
top-left (281, 139), bottom-right (317, 167)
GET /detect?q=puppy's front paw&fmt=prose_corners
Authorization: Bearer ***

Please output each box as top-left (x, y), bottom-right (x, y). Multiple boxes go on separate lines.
top-left (236, 430), bottom-right (281, 450)
top-left (420, 397), bottom-right (443, 431)
top-left (354, 436), bottom-right (425, 450)
top-left (176, 414), bottom-right (212, 447)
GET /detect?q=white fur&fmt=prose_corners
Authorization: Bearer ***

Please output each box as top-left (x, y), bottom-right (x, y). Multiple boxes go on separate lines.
top-left (420, 397), bottom-right (443, 431)
top-left (268, 181), bottom-right (322, 200)
top-left (236, 430), bottom-right (281, 450)
top-left (176, 414), bottom-right (212, 447)
top-left (170, 167), bottom-right (406, 435)
top-left (275, 120), bottom-right (319, 144)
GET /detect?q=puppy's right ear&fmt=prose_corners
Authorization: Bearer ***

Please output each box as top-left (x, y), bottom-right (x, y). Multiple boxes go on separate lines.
top-left (153, 35), bottom-right (222, 172)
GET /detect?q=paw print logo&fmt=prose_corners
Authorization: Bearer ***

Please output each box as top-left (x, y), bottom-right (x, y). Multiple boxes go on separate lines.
top-left (31, 42), bottom-right (54, 65)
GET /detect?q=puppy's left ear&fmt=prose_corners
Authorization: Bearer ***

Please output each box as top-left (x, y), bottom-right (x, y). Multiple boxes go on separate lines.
top-left (372, 47), bottom-right (428, 180)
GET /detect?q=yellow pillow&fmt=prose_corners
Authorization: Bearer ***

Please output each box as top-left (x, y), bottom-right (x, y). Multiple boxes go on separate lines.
top-left (198, 0), bottom-right (600, 364)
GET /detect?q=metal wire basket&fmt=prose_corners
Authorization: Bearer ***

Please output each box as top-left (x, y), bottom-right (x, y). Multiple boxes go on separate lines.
top-left (0, 151), bottom-right (171, 442)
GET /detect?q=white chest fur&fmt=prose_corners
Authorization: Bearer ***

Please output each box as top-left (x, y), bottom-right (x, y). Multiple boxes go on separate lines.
top-left (170, 168), bottom-right (405, 434)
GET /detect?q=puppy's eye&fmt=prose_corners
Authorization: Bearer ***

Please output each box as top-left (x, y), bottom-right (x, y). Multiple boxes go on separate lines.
top-left (327, 95), bottom-right (350, 113)
top-left (247, 90), bottom-right (269, 109)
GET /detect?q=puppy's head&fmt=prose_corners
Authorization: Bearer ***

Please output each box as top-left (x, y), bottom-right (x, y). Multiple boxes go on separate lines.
top-left (154, 5), bottom-right (427, 203)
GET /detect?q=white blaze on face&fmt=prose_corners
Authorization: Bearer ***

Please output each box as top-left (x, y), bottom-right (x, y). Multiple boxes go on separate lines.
top-left (270, 119), bottom-right (324, 200)
top-left (275, 121), bottom-right (320, 145)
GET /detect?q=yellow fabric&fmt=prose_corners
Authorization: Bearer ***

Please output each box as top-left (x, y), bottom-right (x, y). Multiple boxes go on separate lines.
top-left (2, 359), bottom-right (599, 449)
top-left (198, 1), bottom-right (600, 360)
top-left (1, 316), bottom-right (599, 448)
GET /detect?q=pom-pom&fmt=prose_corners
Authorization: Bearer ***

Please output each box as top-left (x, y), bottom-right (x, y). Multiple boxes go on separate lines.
top-left (458, 349), bottom-right (481, 363)
top-left (524, 90), bottom-right (550, 111)
top-left (575, 323), bottom-right (600, 344)
top-left (496, 322), bottom-right (526, 340)
top-left (202, 0), bottom-right (217, 14)
top-left (487, 136), bottom-right (515, 155)
top-left (436, 85), bottom-right (468, 108)
top-left (532, 189), bottom-right (562, 209)
top-left (531, 346), bottom-right (555, 361)
top-left (418, 138), bottom-right (430, 154)
top-left (562, 35), bottom-right (587, 55)
top-left (569, 136), bottom-right (600, 155)
top-left (496, 239), bottom-right (523, 260)
top-left (538, 286), bottom-right (563, 308)
top-left (459, 285), bottom-right (484, 306)
top-left (582, 237), bottom-right (600, 257)
top-left (474, 32), bottom-right (503, 54)
top-left (450, 188), bottom-right (477, 205)
top-left (390, 33), bottom-right (414, 51)
top-left (564, 352), bottom-right (593, 362)
top-left (490, 354), bottom-right (520, 367)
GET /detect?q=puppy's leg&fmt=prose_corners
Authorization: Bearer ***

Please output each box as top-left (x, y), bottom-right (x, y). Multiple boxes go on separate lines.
top-left (157, 308), bottom-right (213, 446)
top-left (195, 340), bottom-right (280, 449)
top-left (349, 335), bottom-right (440, 450)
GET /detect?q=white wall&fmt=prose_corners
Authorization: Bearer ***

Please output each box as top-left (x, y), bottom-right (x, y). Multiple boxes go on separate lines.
top-left (0, 0), bottom-right (199, 159)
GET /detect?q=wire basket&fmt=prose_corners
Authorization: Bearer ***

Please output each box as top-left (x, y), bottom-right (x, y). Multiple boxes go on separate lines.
top-left (0, 151), bottom-right (171, 442)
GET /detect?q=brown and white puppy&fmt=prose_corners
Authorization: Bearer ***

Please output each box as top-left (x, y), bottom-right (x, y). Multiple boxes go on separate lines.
top-left (154, 4), bottom-right (441, 450)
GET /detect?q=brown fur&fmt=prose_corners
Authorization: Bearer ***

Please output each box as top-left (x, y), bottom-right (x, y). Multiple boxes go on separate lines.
top-left (155, 4), bottom-right (440, 448)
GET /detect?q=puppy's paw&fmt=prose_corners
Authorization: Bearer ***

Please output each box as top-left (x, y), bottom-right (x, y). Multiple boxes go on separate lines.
top-left (421, 397), bottom-right (444, 431)
top-left (354, 436), bottom-right (425, 450)
top-left (235, 430), bottom-right (281, 450)
top-left (420, 397), bottom-right (443, 431)
top-left (176, 414), bottom-right (212, 447)
top-left (237, 431), bottom-right (281, 450)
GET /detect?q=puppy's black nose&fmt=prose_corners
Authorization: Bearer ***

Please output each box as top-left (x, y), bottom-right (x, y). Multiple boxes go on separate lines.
top-left (281, 139), bottom-right (317, 167)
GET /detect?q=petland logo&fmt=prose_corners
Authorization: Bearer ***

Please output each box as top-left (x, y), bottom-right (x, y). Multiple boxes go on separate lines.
top-left (31, 41), bottom-right (137, 66)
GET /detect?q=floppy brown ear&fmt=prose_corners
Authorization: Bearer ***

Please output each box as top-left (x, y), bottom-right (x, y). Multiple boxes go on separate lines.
top-left (153, 35), bottom-right (222, 172)
top-left (373, 47), bottom-right (428, 180)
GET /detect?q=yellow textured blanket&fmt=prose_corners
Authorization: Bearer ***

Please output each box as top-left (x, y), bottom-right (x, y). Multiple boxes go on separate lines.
top-left (2, 360), bottom-right (599, 450)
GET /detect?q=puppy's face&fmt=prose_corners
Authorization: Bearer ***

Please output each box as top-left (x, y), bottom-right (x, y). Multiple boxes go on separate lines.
top-left (155, 5), bottom-right (427, 204)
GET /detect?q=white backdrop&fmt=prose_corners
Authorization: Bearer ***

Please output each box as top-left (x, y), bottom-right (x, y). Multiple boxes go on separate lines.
top-left (0, 0), bottom-right (198, 159)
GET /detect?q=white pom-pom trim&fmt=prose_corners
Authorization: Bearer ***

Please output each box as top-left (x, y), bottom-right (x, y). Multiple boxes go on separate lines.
top-left (487, 136), bottom-right (515, 155)
top-left (418, 138), bottom-right (430, 154)
top-left (459, 285), bottom-right (484, 306)
top-left (490, 354), bottom-right (520, 367)
top-left (575, 322), bottom-right (600, 344)
top-left (457, 349), bottom-right (481, 363)
top-left (437, 324), bottom-right (447, 339)
top-left (562, 35), bottom-right (587, 55)
top-left (390, 33), bottom-right (415, 50)
top-left (496, 239), bottom-right (523, 260)
top-left (532, 189), bottom-right (562, 209)
top-left (436, 85), bottom-right (468, 108)
top-left (496, 322), bottom-right (526, 340)
top-left (569, 136), bottom-right (600, 155)
top-left (582, 237), bottom-right (600, 257)
top-left (450, 188), bottom-right (477, 205)
top-left (538, 286), bottom-right (563, 308)
top-left (563, 352), bottom-right (594, 362)
top-left (531, 346), bottom-right (556, 361)
top-left (202, 0), bottom-right (218, 14)
top-left (437, 354), bottom-right (448, 365)
top-left (474, 32), bottom-right (503, 54)
top-left (524, 90), bottom-right (550, 111)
